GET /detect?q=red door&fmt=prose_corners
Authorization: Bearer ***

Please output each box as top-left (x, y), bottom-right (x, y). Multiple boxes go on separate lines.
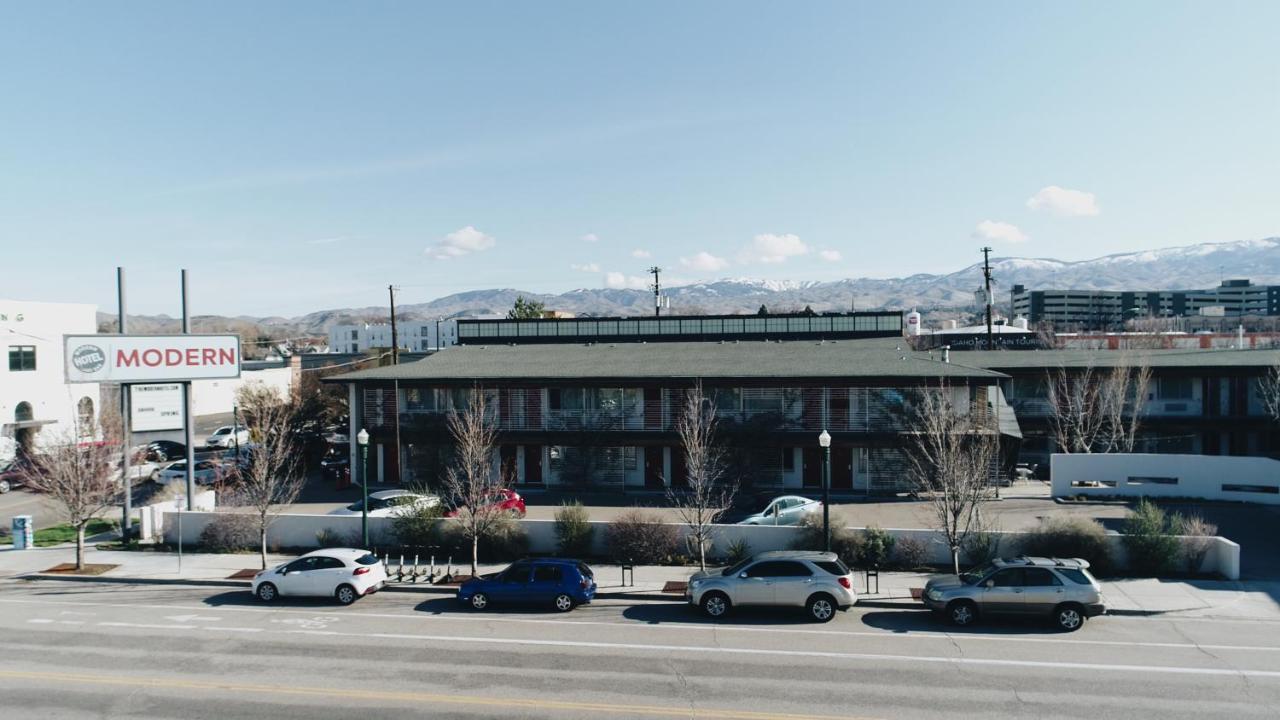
top-left (644, 447), bottom-right (665, 488)
top-left (524, 445), bottom-right (543, 484)
top-left (802, 447), bottom-right (821, 489)
top-left (831, 446), bottom-right (853, 489)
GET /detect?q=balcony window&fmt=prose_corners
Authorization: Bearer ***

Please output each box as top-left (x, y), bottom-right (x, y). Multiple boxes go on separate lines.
top-left (711, 388), bottom-right (742, 413)
top-left (743, 388), bottom-right (783, 414)
top-left (404, 388), bottom-right (439, 412)
top-left (1157, 377), bottom-right (1194, 400)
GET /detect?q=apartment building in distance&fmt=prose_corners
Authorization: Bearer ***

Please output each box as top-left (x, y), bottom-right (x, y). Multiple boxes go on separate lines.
top-left (1011, 279), bottom-right (1280, 328)
top-left (328, 320), bottom-right (460, 354)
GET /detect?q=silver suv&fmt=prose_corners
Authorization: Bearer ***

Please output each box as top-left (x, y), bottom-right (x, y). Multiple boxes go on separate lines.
top-left (922, 557), bottom-right (1106, 632)
top-left (685, 551), bottom-right (858, 623)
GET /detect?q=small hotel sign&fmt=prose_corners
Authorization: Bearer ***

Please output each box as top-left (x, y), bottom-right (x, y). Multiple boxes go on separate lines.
top-left (64, 334), bottom-right (241, 383)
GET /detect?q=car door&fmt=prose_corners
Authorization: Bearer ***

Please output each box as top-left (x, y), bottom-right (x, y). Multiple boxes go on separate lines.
top-left (1020, 567), bottom-right (1065, 614)
top-left (529, 564), bottom-right (564, 604)
top-left (279, 557), bottom-right (320, 596)
top-left (736, 561), bottom-right (782, 605)
top-left (779, 498), bottom-right (807, 525)
top-left (493, 562), bottom-right (532, 603)
top-left (765, 560), bottom-right (816, 606)
top-left (760, 501), bottom-right (781, 526)
top-left (310, 556), bottom-right (348, 596)
top-left (981, 568), bottom-right (1026, 614)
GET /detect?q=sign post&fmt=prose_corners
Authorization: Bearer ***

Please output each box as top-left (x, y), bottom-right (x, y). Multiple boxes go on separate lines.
top-left (175, 494), bottom-right (185, 575)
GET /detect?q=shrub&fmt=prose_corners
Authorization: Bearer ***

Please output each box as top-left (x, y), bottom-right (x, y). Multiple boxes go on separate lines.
top-left (1123, 500), bottom-right (1180, 577)
top-left (792, 513), bottom-right (862, 568)
top-left (604, 510), bottom-right (679, 565)
top-left (554, 502), bottom-right (594, 558)
top-left (892, 536), bottom-right (929, 571)
top-left (435, 515), bottom-right (529, 563)
top-left (857, 526), bottom-right (896, 569)
top-left (198, 513), bottom-right (257, 553)
top-left (961, 528), bottom-right (1001, 567)
top-left (391, 502), bottom-right (444, 548)
top-left (315, 528), bottom-right (352, 548)
top-left (723, 537), bottom-right (752, 565)
top-left (1173, 513), bottom-right (1218, 575)
top-left (1018, 515), bottom-right (1112, 574)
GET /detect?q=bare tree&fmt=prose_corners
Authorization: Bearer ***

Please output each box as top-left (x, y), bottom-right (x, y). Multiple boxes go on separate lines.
top-left (1260, 360), bottom-right (1280, 424)
top-left (441, 386), bottom-right (508, 576)
top-left (19, 410), bottom-right (122, 570)
top-left (667, 382), bottom-right (736, 570)
top-left (230, 384), bottom-right (306, 569)
top-left (1046, 355), bottom-right (1152, 454)
top-left (903, 383), bottom-right (1000, 575)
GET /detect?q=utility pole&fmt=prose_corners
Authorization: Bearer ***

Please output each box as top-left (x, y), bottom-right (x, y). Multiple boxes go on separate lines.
top-left (981, 246), bottom-right (995, 351)
top-left (388, 285), bottom-right (399, 365)
top-left (117, 267), bottom-right (132, 539)
top-left (181, 269), bottom-right (196, 510)
top-left (649, 266), bottom-right (662, 317)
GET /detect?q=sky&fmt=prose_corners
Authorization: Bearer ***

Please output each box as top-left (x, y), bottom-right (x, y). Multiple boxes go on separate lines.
top-left (2, 2), bottom-right (1278, 317)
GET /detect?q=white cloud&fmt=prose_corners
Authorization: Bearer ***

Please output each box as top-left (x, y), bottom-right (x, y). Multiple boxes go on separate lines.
top-left (973, 220), bottom-right (1029, 243)
top-left (570, 262), bottom-right (601, 272)
top-left (818, 249), bottom-right (842, 262)
top-left (1026, 185), bottom-right (1100, 217)
top-left (581, 233), bottom-right (600, 243)
top-left (741, 233), bottom-right (809, 263)
top-left (680, 251), bottom-right (730, 272)
top-left (630, 249), bottom-right (652, 259)
top-left (604, 272), bottom-right (649, 290)
top-left (426, 226), bottom-right (496, 259)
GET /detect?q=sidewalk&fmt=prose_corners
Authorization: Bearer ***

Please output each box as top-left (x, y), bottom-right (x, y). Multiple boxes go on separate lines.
top-left (4, 543), bottom-right (1279, 620)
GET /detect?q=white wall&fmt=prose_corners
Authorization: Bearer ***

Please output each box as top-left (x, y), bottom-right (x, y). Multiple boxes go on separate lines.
top-left (1052, 453), bottom-right (1280, 505)
top-left (192, 366), bottom-right (293, 417)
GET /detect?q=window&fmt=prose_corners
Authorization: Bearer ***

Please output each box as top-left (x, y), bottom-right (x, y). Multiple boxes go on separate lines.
top-left (1158, 377), bottom-right (1194, 400)
top-left (813, 560), bottom-right (850, 576)
top-left (1022, 568), bottom-right (1062, 587)
top-left (404, 388), bottom-right (438, 412)
top-left (1057, 568), bottom-right (1093, 585)
top-left (314, 556), bottom-right (347, 570)
top-left (745, 561), bottom-right (811, 577)
top-left (8, 346), bottom-right (35, 371)
top-left (782, 448), bottom-right (795, 472)
top-left (502, 564), bottom-right (532, 583)
top-left (532, 565), bottom-right (563, 583)
top-left (989, 569), bottom-right (1023, 587)
top-left (350, 330), bottom-right (358, 340)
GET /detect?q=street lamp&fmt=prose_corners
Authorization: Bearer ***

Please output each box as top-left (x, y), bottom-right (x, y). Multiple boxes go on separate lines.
top-left (357, 428), bottom-right (370, 548)
top-left (818, 430), bottom-right (832, 552)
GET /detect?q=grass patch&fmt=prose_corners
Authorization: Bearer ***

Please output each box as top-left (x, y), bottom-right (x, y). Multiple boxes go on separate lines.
top-left (34, 519), bottom-right (118, 547)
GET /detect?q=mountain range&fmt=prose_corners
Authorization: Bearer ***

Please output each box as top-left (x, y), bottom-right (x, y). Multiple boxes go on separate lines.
top-left (100, 237), bottom-right (1280, 338)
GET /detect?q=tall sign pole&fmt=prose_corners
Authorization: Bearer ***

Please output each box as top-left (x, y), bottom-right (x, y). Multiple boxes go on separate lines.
top-left (649, 266), bottom-right (662, 317)
top-left (981, 247), bottom-right (995, 351)
top-left (388, 285), bottom-right (400, 365)
top-left (117, 267), bottom-right (132, 538)
top-left (181, 270), bottom-right (196, 510)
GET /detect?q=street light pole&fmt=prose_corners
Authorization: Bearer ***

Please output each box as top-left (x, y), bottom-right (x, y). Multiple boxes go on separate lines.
top-left (818, 430), bottom-right (831, 552)
top-left (357, 428), bottom-right (370, 548)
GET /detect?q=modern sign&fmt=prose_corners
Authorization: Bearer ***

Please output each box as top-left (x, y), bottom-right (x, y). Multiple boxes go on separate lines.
top-left (129, 383), bottom-right (185, 432)
top-left (64, 334), bottom-right (241, 383)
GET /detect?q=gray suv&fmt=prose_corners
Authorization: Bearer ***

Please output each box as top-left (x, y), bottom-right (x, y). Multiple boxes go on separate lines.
top-left (921, 557), bottom-right (1106, 632)
top-left (685, 551), bottom-right (857, 623)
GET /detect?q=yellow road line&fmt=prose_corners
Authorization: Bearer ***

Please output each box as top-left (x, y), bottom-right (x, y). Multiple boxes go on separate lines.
top-left (0, 669), bottom-right (871, 720)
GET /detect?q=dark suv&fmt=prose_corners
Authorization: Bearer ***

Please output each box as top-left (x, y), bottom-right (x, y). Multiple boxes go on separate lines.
top-left (458, 558), bottom-right (596, 612)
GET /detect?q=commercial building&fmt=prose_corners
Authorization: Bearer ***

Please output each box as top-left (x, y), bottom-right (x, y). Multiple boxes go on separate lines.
top-left (1, 299), bottom-right (101, 460)
top-left (328, 320), bottom-right (460, 354)
top-left (1011, 279), bottom-right (1280, 328)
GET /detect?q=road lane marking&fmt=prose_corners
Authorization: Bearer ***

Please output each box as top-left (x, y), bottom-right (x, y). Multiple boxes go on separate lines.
top-left (164, 614), bottom-right (220, 623)
top-left (0, 669), bottom-right (864, 720)
top-left (4, 595), bottom-right (1279, 655)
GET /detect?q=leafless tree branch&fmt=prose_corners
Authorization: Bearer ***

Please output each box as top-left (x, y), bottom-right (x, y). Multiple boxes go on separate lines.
top-left (441, 386), bottom-right (508, 575)
top-left (226, 384), bottom-right (306, 569)
top-left (667, 382), bottom-right (736, 570)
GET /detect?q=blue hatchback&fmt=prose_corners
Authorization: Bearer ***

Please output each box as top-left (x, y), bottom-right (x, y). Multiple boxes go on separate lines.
top-left (458, 559), bottom-right (596, 612)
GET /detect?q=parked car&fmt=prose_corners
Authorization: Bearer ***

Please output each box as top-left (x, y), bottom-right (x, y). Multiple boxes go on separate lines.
top-left (0, 456), bottom-right (41, 494)
top-left (155, 459), bottom-right (230, 487)
top-left (458, 558), bottom-right (596, 612)
top-left (685, 551), bottom-right (857, 622)
top-left (253, 548), bottom-right (387, 605)
top-left (921, 557), bottom-right (1106, 632)
top-left (204, 426), bottom-right (250, 449)
top-left (141, 440), bottom-right (187, 463)
top-left (329, 489), bottom-right (440, 518)
top-left (443, 488), bottom-right (526, 518)
top-left (735, 495), bottom-right (822, 526)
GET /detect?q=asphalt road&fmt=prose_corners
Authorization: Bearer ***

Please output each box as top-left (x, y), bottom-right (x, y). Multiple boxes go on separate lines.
top-left (1, 580), bottom-right (1278, 719)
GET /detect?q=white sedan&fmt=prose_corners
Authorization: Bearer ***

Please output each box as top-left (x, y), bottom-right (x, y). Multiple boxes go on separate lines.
top-left (205, 426), bottom-right (250, 449)
top-left (736, 495), bottom-right (823, 526)
top-left (252, 549), bottom-right (387, 605)
top-left (329, 489), bottom-right (441, 518)
top-left (155, 460), bottom-right (228, 487)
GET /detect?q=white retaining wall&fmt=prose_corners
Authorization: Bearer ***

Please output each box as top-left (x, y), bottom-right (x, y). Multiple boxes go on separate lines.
top-left (163, 514), bottom-right (1242, 580)
top-left (1052, 453), bottom-right (1280, 505)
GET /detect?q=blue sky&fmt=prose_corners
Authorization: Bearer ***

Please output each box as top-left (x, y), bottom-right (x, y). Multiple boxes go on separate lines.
top-left (2, 2), bottom-right (1277, 316)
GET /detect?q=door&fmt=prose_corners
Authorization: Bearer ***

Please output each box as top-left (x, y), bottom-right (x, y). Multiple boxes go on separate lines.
top-left (1020, 567), bottom-right (1066, 614)
top-left (737, 561), bottom-right (781, 605)
top-left (493, 562), bottom-right (533, 602)
top-left (644, 447), bottom-right (665, 488)
top-left (670, 446), bottom-right (687, 488)
top-left (801, 448), bottom-right (821, 489)
top-left (766, 560), bottom-right (816, 606)
top-left (777, 498), bottom-right (808, 525)
top-left (524, 446), bottom-right (543, 484)
top-left (831, 446), bottom-right (853, 490)
top-left (310, 556), bottom-right (348, 596)
top-left (500, 445), bottom-right (517, 484)
top-left (981, 568), bottom-right (1026, 614)
top-left (279, 556), bottom-right (321, 596)
top-left (529, 563), bottom-right (565, 604)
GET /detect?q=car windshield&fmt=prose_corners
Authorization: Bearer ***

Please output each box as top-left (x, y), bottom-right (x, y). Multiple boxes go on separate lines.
top-left (720, 557), bottom-right (754, 577)
top-left (213, 428), bottom-right (230, 435)
top-left (576, 562), bottom-right (593, 579)
top-left (960, 562), bottom-right (997, 585)
top-left (355, 553), bottom-right (379, 566)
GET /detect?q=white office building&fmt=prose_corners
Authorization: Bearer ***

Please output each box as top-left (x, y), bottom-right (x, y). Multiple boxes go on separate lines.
top-left (328, 320), bottom-right (460, 354)
top-left (1, 299), bottom-right (101, 461)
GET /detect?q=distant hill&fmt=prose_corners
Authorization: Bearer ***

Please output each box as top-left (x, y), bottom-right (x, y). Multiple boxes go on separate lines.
top-left (98, 236), bottom-right (1280, 338)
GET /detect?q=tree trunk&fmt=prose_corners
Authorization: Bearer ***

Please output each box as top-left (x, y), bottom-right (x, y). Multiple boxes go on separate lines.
top-left (951, 546), bottom-right (960, 576)
top-left (260, 524), bottom-right (268, 570)
top-left (471, 533), bottom-right (479, 577)
top-left (76, 524), bottom-right (86, 571)
top-left (698, 531), bottom-right (706, 571)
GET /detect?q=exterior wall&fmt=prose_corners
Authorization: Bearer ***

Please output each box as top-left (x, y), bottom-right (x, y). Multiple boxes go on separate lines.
top-left (1051, 453), bottom-right (1280, 505)
top-left (192, 366), bottom-right (293, 417)
top-left (328, 320), bottom-right (458, 354)
top-left (0, 299), bottom-right (100, 460)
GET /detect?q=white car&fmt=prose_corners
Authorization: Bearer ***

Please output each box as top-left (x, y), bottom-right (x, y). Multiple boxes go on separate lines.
top-left (329, 489), bottom-right (441, 518)
top-left (155, 460), bottom-right (228, 487)
top-left (253, 548), bottom-right (387, 605)
top-left (205, 426), bottom-right (250, 449)
top-left (736, 495), bottom-right (822, 526)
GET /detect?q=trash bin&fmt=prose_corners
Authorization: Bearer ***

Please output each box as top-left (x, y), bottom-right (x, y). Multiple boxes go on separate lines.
top-left (11, 515), bottom-right (33, 550)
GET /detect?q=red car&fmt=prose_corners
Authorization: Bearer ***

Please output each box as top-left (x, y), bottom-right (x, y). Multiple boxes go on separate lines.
top-left (444, 488), bottom-right (526, 518)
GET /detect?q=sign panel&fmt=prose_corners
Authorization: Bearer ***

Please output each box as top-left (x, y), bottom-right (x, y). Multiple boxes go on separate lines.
top-left (64, 334), bottom-right (241, 383)
top-left (129, 383), bottom-right (185, 432)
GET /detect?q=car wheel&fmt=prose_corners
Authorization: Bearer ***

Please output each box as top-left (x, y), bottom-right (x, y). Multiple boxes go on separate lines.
top-left (256, 583), bottom-right (277, 603)
top-left (149, 470), bottom-right (160, 483)
top-left (1054, 603), bottom-right (1085, 632)
top-left (701, 592), bottom-right (730, 619)
top-left (470, 592), bottom-right (490, 610)
top-left (335, 584), bottom-right (357, 606)
top-left (947, 600), bottom-right (977, 627)
top-left (806, 593), bottom-right (837, 623)
top-left (0, 479), bottom-right (9, 494)
top-left (553, 593), bottom-right (574, 612)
